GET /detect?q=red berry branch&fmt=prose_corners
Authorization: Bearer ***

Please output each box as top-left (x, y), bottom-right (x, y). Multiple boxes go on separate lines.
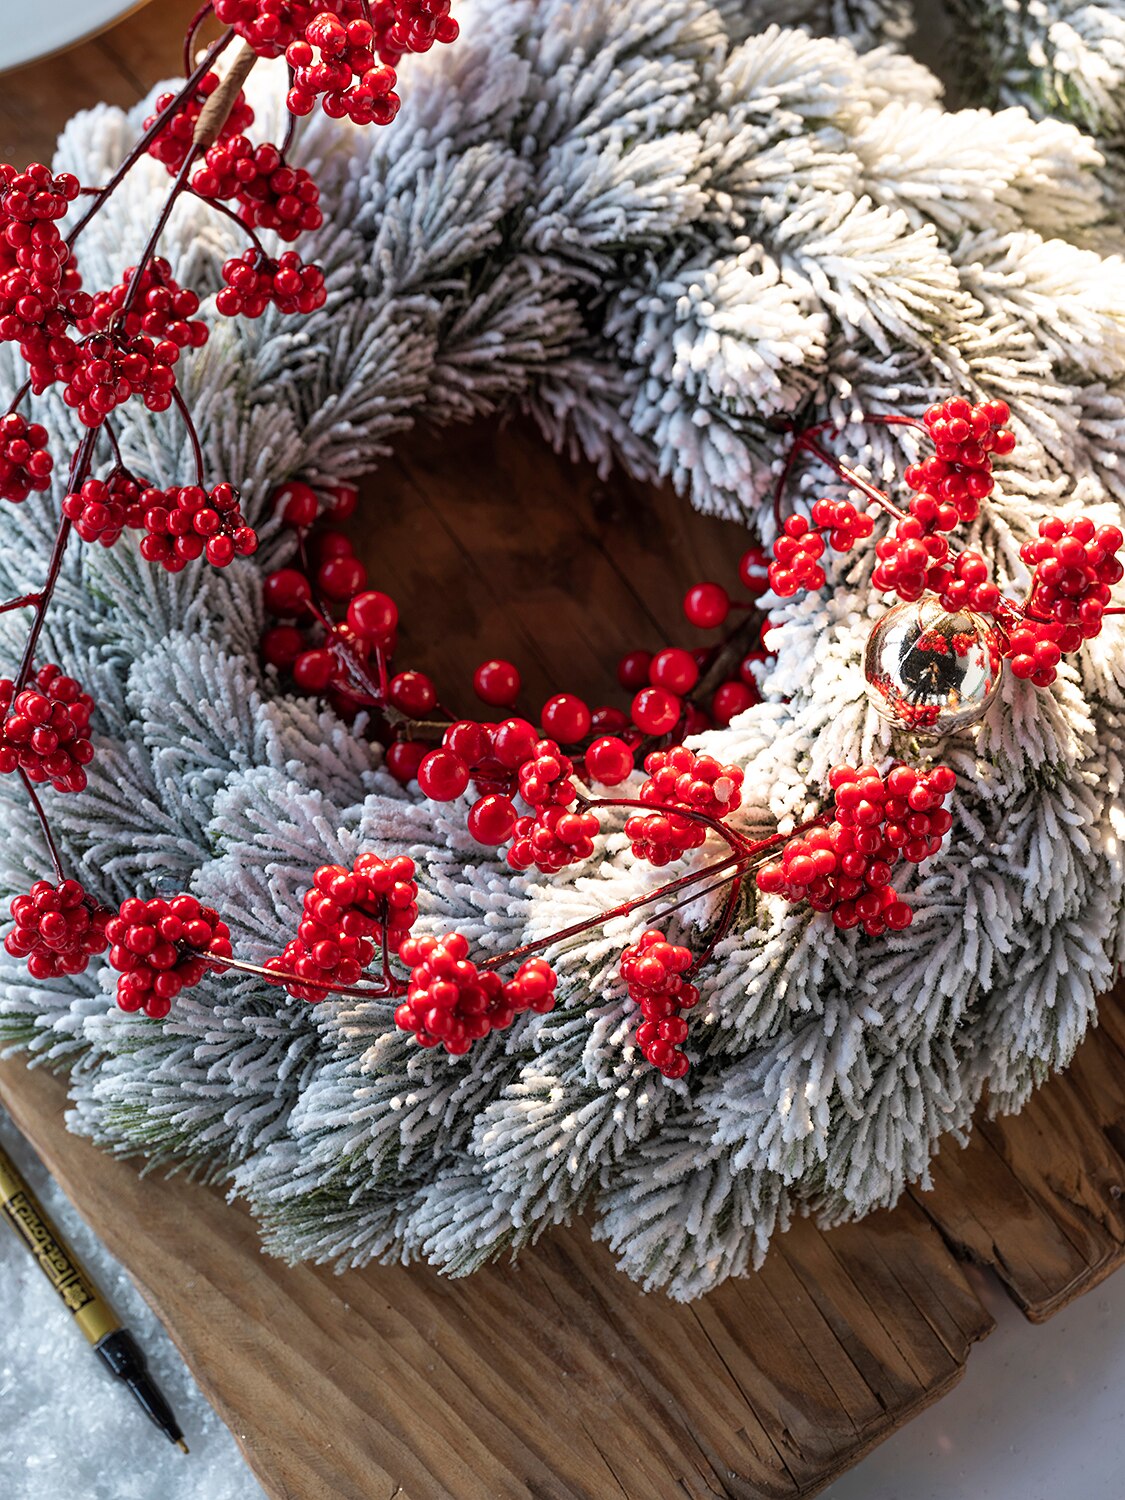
top-left (0, 3), bottom-right (976, 1083)
top-left (769, 399), bottom-right (1124, 701)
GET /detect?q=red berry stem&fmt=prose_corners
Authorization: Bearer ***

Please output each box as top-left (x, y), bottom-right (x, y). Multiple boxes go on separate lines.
top-left (773, 412), bottom-right (928, 532)
top-left (17, 768), bottom-right (68, 883)
top-left (478, 820), bottom-right (827, 975)
top-left (182, 1), bottom-right (216, 76)
top-left (190, 188), bottom-right (269, 258)
top-left (0, 594), bottom-right (42, 617)
top-left (578, 794), bottom-right (756, 857)
top-left (15, 427), bottom-right (97, 692)
top-left (5, 379), bottom-right (31, 418)
top-left (171, 384), bottom-right (207, 487)
top-left (197, 946), bottom-right (400, 999)
top-left (685, 872), bottom-right (743, 977)
top-left (799, 435), bottom-right (909, 523)
top-left (65, 29), bottom-right (235, 251)
top-left (119, 152), bottom-right (200, 321)
top-left (298, 569), bottom-right (389, 707)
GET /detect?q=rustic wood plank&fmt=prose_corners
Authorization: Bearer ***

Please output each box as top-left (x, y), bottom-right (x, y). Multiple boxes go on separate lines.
top-left (915, 980), bottom-right (1125, 1322)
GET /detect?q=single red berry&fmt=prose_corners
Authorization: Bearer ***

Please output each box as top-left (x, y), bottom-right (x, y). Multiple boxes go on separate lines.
top-left (584, 736), bottom-right (635, 786)
top-left (649, 647), bottom-right (699, 694)
top-left (273, 479), bottom-right (319, 527)
top-left (467, 794), bottom-right (518, 845)
top-left (711, 680), bottom-right (757, 725)
top-left (738, 546), bottom-right (770, 596)
top-left (317, 554), bottom-right (367, 600)
top-left (473, 659), bottom-right (521, 707)
top-left (260, 624), bottom-right (305, 669)
top-left (631, 687), bottom-right (681, 736)
top-left (540, 693), bottom-right (591, 744)
top-left (388, 670), bottom-right (437, 716)
top-left (617, 649), bottom-right (653, 690)
top-left (293, 648), bottom-right (335, 692)
top-left (417, 748), bottom-right (470, 801)
top-left (492, 717), bottom-right (539, 769)
top-left (386, 738), bottom-right (428, 783)
top-left (683, 582), bottom-right (730, 628)
top-left (346, 590), bottom-right (397, 643)
top-left (443, 719), bottom-right (491, 765)
top-left (264, 567), bottom-right (313, 615)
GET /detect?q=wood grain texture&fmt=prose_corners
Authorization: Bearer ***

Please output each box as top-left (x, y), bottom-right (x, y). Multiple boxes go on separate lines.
top-left (2, 8), bottom-right (1125, 1499)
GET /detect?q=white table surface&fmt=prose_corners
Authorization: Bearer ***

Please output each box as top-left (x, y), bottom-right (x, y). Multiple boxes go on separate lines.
top-left (3, 1096), bottom-right (1124, 1499)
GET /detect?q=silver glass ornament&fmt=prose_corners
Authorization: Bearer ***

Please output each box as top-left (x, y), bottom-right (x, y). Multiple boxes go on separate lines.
top-left (864, 595), bottom-right (1004, 734)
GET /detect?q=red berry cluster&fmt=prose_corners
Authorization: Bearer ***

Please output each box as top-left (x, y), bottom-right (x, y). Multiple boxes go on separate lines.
top-left (62, 332), bottom-right (180, 427)
top-left (193, 139), bottom-right (323, 241)
top-left (394, 934), bottom-right (557, 1054)
top-left (1, 303), bottom-right (82, 395)
top-left (624, 746), bottom-right (743, 866)
top-left (369, 0), bottom-right (460, 66)
top-left (107, 894), bottom-right (232, 1018)
top-left (870, 400), bottom-right (1015, 604)
top-left (145, 72), bottom-right (254, 173)
top-left (136, 482), bottom-right (258, 571)
top-left (756, 763), bottom-right (955, 936)
top-left (269, 854), bottom-right (418, 1002)
top-left (5, 880), bottom-right (108, 980)
top-left (1012, 517), bottom-right (1124, 684)
top-left (217, 250), bottom-right (328, 317)
top-left (905, 398), bottom-right (1014, 520)
top-left (0, 664), bottom-right (95, 793)
top-left (61, 471), bottom-right (149, 547)
top-left (614, 549), bottom-right (769, 736)
top-left (621, 929), bottom-right (699, 1079)
top-left (811, 496), bottom-right (875, 552)
top-left (77, 257), bottom-right (209, 350)
top-left (871, 515), bottom-right (950, 603)
top-left (213, 0), bottom-right (317, 56)
top-left (508, 805), bottom-right (600, 873)
top-left (0, 412), bottom-right (52, 502)
top-left (0, 163), bottom-right (80, 305)
top-left (261, 518), bottom-right (400, 710)
top-left (769, 514), bottom-right (826, 597)
top-left (286, 11), bottom-right (401, 125)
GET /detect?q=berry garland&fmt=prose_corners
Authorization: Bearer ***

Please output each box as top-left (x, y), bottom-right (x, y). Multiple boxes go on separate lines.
top-left (0, 0), bottom-right (1123, 1299)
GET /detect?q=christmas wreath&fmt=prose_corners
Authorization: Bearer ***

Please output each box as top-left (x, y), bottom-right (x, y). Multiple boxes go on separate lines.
top-left (1, 0), bottom-right (1124, 1300)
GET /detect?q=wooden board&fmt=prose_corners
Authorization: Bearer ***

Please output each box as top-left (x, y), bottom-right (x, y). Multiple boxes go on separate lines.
top-left (3, 9), bottom-right (1125, 1499)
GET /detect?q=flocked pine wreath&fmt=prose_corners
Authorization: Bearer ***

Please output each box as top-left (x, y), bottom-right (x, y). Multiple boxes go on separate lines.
top-left (1, 0), bottom-right (1124, 1299)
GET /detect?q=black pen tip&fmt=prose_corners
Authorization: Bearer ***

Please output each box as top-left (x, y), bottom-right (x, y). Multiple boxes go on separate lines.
top-left (175, 1439), bottom-right (189, 1455)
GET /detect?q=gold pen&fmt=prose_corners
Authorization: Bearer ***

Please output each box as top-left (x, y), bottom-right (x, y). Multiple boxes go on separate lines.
top-left (0, 1134), bottom-right (188, 1452)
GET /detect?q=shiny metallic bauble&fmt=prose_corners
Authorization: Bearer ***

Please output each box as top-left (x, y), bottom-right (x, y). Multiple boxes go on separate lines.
top-left (864, 595), bottom-right (1005, 735)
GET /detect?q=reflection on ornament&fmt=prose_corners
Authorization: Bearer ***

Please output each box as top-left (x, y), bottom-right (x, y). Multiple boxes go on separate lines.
top-left (864, 595), bottom-right (1004, 734)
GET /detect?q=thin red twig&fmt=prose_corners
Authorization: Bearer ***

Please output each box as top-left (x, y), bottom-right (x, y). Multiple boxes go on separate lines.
top-left (15, 429), bottom-right (98, 692)
top-left (171, 385), bottom-right (206, 487)
top-left (120, 152), bottom-right (200, 319)
top-left (183, 1), bottom-right (215, 75)
top-left (17, 771), bottom-right (67, 884)
top-left (190, 189), bottom-right (268, 257)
